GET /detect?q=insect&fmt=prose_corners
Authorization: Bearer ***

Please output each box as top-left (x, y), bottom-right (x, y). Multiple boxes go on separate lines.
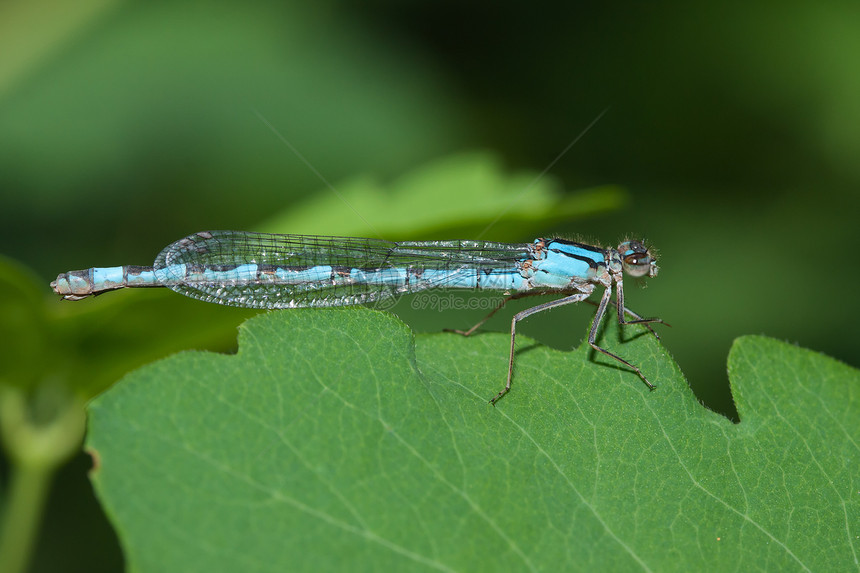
top-left (52, 231), bottom-right (664, 403)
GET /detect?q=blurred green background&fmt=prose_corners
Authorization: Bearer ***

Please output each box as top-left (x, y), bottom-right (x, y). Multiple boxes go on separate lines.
top-left (1, 1), bottom-right (858, 571)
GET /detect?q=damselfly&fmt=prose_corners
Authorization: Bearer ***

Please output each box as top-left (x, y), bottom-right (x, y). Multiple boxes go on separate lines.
top-left (52, 231), bottom-right (664, 403)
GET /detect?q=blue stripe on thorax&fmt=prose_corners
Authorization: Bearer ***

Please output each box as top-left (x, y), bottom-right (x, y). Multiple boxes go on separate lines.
top-left (530, 240), bottom-right (606, 288)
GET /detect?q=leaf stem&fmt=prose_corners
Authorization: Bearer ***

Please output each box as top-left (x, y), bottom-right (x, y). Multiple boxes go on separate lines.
top-left (0, 457), bottom-right (54, 573)
top-left (0, 385), bottom-right (86, 573)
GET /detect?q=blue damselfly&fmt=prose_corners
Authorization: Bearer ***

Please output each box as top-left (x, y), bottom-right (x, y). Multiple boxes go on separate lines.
top-left (52, 231), bottom-right (664, 403)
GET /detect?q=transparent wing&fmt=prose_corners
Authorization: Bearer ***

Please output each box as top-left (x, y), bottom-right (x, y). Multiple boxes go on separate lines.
top-left (153, 230), bottom-right (532, 309)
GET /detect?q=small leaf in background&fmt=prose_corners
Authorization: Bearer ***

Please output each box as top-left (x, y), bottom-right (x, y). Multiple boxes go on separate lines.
top-left (258, 151), bottom-right (627, 239)
top-left (88, 309), bottom-right (858, 572)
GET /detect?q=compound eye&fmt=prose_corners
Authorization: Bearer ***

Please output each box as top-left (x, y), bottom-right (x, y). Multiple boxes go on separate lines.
top-left (624, 252), bottom-right (649, 267)
top-left (619, 241), bottom-right (656, 278)
top-left (618, 241), bottom-right (659, 277)
top-left (623, 255), bottom-right (649, 277)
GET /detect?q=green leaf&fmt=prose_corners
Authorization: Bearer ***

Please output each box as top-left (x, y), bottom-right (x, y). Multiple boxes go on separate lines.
top-left (257, 151), bottom-right (628, 239)
top-left (87, 309), bottom-right (859, 572)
